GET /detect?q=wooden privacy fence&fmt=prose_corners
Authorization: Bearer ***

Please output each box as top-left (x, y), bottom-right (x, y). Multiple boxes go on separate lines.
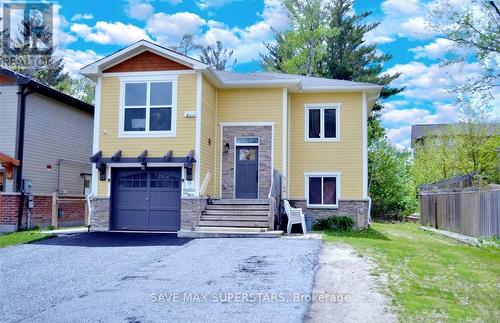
top-left (51, 193), bottom-right (89, 228)
top-left (420, 188), bottom-right (500, 237)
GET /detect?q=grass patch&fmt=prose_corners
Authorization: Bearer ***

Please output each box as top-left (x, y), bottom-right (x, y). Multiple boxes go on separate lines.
top-left (0, 230), bottom-right (55, 248)
top-left (322, 222), bottom-right (500, 322)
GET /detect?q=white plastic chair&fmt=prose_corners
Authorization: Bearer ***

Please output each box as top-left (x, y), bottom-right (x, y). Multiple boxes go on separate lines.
top-left (283, 200), bottom-right (307, 234)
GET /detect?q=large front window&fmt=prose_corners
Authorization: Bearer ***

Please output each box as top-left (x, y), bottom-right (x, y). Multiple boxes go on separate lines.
top-left (305, 173), bottom-right (340, 207)
top-left (121, 80), bottom-right (175, 136)
top-left (305, 105), bottom-right (339, 141)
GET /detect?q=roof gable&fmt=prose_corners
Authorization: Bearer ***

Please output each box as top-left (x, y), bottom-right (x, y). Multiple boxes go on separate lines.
top-left (81, 39), bottom-right (207, 77)
top-left (103, 50), bottom-right (192, 73)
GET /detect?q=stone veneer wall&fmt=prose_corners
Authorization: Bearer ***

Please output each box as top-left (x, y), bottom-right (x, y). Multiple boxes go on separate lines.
top-left (290, 199), bottom-right (370, 228)
top-left (89, 197), bottom-right (110, 231)
top-left (89, 196), bottom-right (205, 232)
top-left (221, 126), bottom-right (272, 199)
top-left (181, 197), bottom-right (206, 230)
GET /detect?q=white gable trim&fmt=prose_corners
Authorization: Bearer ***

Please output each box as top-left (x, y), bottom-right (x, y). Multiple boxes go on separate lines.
top-left (81, 40), bottom-right (207, 76)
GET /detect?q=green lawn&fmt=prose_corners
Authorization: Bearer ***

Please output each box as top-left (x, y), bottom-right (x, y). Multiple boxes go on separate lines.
top-left (322, 223), bottom-right (500, 322)
top-left (0, 230), bottom-right (55, 248)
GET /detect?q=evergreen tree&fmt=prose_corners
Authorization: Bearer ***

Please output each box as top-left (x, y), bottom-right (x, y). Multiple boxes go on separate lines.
top-left (1, 17), bottom-right (70, 87)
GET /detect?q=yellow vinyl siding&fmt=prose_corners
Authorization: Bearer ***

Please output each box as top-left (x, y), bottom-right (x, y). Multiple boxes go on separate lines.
top-left (289, 92), bottom-right (363, 200)
top-left (97, 74), bottom-right (197, 196)
top-left (200, 76), bottom-right (217, 196)
top-left (214, 88), bottom-right (283, 197)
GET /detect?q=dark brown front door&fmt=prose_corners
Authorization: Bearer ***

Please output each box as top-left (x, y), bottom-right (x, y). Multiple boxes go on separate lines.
top-left (235, 146), bottom-right (258, 198)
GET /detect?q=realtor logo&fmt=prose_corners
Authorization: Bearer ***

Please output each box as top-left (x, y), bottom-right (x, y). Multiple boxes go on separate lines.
top-left (1, 1), bottom-right (54, 55)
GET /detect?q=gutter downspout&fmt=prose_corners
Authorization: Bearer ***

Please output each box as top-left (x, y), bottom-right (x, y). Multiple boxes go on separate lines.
top-left (16, 84), bottom-right (34, 229)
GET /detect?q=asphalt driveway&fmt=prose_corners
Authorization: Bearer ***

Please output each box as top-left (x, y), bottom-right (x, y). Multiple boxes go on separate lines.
top-left (0, 233), bottom-right (321, 323)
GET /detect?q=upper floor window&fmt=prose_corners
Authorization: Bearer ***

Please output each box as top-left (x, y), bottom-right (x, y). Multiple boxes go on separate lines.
top-left (120, 79), bottom-right (176, 137)
top-left (305, 104), bottom-right (340, 141)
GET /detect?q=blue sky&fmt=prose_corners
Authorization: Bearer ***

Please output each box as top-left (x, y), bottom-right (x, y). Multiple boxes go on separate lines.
top-left (4, 0), bottom-right (498, 148)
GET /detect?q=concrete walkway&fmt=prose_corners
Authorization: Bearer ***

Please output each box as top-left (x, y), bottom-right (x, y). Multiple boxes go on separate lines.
top-left (306, 243), bottom-right (396, 323)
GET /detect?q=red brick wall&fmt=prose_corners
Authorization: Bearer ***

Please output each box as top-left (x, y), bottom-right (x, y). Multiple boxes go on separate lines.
top-left (0, 194), bottom-right (86, 228)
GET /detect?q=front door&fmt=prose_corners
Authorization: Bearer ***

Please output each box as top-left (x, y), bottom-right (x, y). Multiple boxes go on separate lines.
top-left (235, 146), bottom-right (259, 198)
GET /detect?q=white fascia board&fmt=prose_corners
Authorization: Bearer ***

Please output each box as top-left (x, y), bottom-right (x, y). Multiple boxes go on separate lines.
top-left (80, 40), bottom-right (207, 76)
top-left (297, 85), bottom-right (383, 92)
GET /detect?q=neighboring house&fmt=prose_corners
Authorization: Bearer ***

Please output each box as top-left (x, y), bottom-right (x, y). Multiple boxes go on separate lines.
top-left (0, 67), bottom-right (94, 232)
top-left (411, 123), bottom-right (500, 148)
top-left (81, 40), bottom-right (381, 235)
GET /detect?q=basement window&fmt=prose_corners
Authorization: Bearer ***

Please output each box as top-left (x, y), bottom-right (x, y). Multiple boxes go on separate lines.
top-left (305, 172), bottom-right (340, 208)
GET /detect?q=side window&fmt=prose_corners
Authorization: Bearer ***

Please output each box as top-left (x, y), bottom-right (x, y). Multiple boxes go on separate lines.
top-left (305, 105), bottom-right (339, 141)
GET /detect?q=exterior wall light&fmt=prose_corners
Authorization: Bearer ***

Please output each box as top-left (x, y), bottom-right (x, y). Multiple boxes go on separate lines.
top-left (224, 142), bottom-right (230, 153)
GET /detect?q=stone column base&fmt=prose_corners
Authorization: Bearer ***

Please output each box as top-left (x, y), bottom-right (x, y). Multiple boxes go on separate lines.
top-left (181, 197), bottom-right (206, 230)
top-left (89, 197), bottom-right (110, 231)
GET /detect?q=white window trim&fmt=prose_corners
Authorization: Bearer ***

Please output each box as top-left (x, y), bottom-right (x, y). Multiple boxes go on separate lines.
top-left (118, 76), bottom-right (178, 138)
top-left (304, 103), bottom-right (341, 142)
top-left (304, 171), bottom-right (341, 208)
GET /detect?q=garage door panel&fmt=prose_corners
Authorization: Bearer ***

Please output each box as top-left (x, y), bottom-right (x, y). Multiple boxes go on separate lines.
top-left (149, 210), bottom-right (179, 229)
top-left (111, 167), bottom-right (181, 231)
top-left (112, 210), bottom-right (148, 229)
top-left (116, 190), bottom-right (148, 208)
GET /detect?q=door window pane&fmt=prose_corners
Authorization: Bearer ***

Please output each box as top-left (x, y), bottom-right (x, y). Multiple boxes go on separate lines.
top-left (150, 108), bottom-right (172, 131)
top-left (124, 108), bottom-right (146, 131)
top-left (309, 109), bottom-right (320, 138)
top-left (324, 109), bottom-right (336, 138)
top-left (125, 83), bottom-right (147, 106)
top-left (323, 177), bottom-right (337, 204)
top-left (308, 177), bottom-right (322, 204)
top-left (239, 149), bottom-right (256, 161)
top-left (150, 82), bottom-right (172, 106)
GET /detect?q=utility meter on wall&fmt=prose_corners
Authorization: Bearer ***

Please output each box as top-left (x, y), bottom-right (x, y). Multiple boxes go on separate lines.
top-left (22, 179), bottom-right (32, 194)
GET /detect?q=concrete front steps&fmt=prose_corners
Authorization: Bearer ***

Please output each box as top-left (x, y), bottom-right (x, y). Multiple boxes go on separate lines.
top-left (178, 199), bottom-right (283, 238)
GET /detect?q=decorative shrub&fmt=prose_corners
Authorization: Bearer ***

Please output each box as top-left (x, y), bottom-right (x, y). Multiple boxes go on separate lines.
top-left (313, 216), bottom-right (355, 231)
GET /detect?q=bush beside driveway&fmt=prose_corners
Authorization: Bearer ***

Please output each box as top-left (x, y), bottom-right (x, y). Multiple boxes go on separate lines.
top-left (0, 233), bottom-right (321, 323)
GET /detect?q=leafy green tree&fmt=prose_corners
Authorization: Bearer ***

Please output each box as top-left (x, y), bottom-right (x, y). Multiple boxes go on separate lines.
top-left (412, 123), bottom-right (500, 186)
top-left (369, 137), bottom-right (417, 219)
top-left (429, 0), bottom-right (499, 114)
top-left (199, 41), bottom-right (236, 71)
top-left (261, 0), bottom-right (331, 76)
top-left (54, 77), bottom-right (95, 105)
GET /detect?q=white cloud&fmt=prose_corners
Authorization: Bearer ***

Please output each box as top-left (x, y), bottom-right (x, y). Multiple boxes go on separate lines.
top-left (71, 21), bottom-right (151, 45)
top-left (56, 48), bottom-right (104, 77)
top-left (386, 61), bottom-right (482, 101)
top-left (53, 4), bottom-right (77, 47)
top-left (125, 0), bottom-right (154, 21)
top-left (147, 12), bottom-right (206, 45)
top-left (70, 13), bottom-right (93, 21)
top-left (386, 125), bottom-right (412, 149)
top-left (196, 0), bottom-right (242, 10)
top-left (161, 0), bottom-right (183, 4)
top-left (409, 38), bottom-right (455, 59)
top-left (365, 0), bottom-right (438, 44)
